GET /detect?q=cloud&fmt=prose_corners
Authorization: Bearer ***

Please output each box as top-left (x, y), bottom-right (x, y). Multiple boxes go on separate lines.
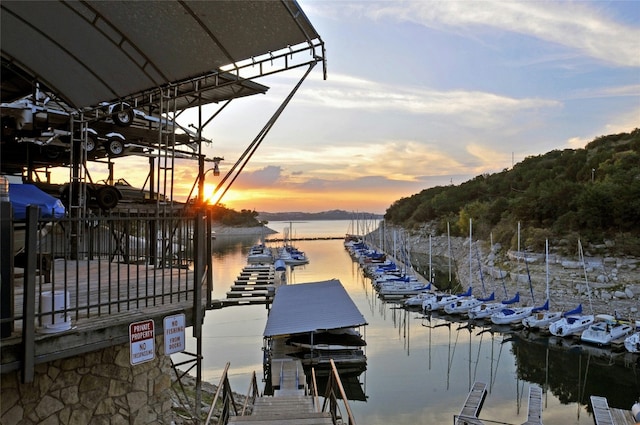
top-left (568, 84), bottom-right (640, 100)
top-left (232, 165), bottom-right (285, 188)
top-left (361, 1), bottom-right (640, 67)
top-left (293, 74), bottom-right (561, 130)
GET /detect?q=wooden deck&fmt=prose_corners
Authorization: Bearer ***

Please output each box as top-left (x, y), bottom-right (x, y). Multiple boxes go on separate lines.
top-left (11, 259), bottom-right (196, 322)
top-left (590, 396), bottom-right (637, 425)
top-left (3, 258), bottom-right (203, 373)
top-left (455, 381), bottom-right (487, 425)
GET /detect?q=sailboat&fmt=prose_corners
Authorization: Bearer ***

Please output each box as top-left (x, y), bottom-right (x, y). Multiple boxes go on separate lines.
top-left (422, 288), bottom-right (470, 312)
top-left (549, 240), bottom-right (595, 337)
top-left (522, 240), bottom-right (563, 331)
top-left (468, 292), bottom-right (520, 320)
top-left (491, 225), bottom-right (547, 325)
top-left (278, 222), bottom-right (309, 265)
top-left (444, 219), bottom-right (495, 315)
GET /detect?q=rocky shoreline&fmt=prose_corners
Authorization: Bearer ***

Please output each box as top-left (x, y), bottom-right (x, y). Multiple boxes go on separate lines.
top-left (392, 225), bottom-right (640, 319)
top-left (169, 369), bottom-right (247, 424)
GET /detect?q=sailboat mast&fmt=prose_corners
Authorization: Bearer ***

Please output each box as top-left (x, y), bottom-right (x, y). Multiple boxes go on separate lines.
top-left (545, 239), bottom-right (550, 303)
top-left (447, 222), bottom-right (452, 284)
top-left (429, 235), bottom-right (433, 284)
top-left (469, 218), bottom-right (473, 290)
top-left (578, 239), bottom-right (594, 314)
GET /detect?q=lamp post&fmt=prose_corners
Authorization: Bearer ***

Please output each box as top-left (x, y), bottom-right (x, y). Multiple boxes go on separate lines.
top-left (191, 157), bottom-right (223, 205)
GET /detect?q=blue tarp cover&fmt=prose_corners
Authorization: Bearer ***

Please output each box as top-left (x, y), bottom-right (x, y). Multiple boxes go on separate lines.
top-left (9, 184), bottom-right (65, 220)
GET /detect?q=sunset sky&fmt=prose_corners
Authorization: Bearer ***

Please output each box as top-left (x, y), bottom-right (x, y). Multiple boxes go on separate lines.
top-left (88, 1), bottom-right (640, 214)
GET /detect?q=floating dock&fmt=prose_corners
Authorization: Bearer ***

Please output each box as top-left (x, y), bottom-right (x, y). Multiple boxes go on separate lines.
top-left (590, 396), bottom-right (637, 425)
top-left (454, 382), bottom-right (545, 425)
top-left (455, 381), bottom-right (487, 425)
top-left (522, 385), bottom-right (543, 425)
top-left (210, 264), bottom-right (284, 309)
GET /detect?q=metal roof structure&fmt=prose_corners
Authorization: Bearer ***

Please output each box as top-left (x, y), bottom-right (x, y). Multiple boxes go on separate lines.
top-left (1, 0), bottom-right (324, 109)
top-left (263, 280), bottom-right (368, 337)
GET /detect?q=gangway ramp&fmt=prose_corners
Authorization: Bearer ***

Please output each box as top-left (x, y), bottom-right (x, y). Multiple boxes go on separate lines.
top-left (455, 381), bottom-right (487, 425)
top-left (522, 385), bottom-right (543, 425)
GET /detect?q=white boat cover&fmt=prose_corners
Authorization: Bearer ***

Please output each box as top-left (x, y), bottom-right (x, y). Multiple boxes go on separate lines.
top-left (263, 279), bottom-right (367, 337)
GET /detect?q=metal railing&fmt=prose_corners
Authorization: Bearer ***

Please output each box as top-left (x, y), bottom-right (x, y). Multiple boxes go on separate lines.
top-left (3, 207), bottom-right (199, 326)
top-left (241, 371), bottom-right (260, 416)
top-left (205, 362), bottom-right (238, 425)
top-left (1, 203), bottom-right (207, 339)
top-left (321, 359), bottom-right (358, 425)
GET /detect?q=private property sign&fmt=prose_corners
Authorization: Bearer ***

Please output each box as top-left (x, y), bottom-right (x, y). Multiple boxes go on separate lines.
top-left (164, 314), bottom-right (185, 355)
top-left (129, 319), bottom-right (155, 365)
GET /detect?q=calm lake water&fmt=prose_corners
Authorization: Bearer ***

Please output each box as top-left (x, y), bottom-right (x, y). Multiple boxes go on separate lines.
top-left (174, 220), bottom-right (639, 425)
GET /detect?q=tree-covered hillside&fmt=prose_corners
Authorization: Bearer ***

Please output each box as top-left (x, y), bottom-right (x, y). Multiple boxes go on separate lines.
top-left (206, 204), bottom-right (263, 227)
top-left (384, 129), bottom-right (640, 255)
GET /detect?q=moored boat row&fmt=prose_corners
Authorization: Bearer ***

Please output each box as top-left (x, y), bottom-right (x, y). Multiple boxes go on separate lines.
top-left (346, 232), bottom-right (640, 355)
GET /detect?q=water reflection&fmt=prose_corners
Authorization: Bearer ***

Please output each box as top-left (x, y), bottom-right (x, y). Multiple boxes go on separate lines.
top-left (184, 222), bottom-right (639, 425)
top-left (513, 331), bottom-right (640, 410)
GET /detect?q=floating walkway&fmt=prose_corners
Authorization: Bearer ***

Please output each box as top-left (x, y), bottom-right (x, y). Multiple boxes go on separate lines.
top-left (210, 264), bottom-right (285, 309)
top-left (522, 386), bottom-right (543, 425)
top-left (590, 396), bottom-right (637, 425)
top-left (455, 382), bottom-right (487, 425)
top-left (454, 382), bottom-right (544, 425)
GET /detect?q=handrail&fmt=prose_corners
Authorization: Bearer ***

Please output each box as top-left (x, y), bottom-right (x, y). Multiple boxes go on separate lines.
top-left (322, 359), bottom-right (357, 425)
top-left (279, 361), bottom-right (284, 389)
top-left (240, 371), bottom-right (260, 416)
top-left (311, 367), bottom-right (320, 413)
top-left (204, 362), bottom-right (238, 425)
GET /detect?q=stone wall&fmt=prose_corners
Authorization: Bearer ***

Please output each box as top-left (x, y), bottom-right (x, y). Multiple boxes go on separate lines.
top-left (1, 336), bottom-right (173, 425)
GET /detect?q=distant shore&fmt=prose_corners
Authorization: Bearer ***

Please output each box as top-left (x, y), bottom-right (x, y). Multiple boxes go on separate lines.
top-left (211, 224), bottom-right (278, 236)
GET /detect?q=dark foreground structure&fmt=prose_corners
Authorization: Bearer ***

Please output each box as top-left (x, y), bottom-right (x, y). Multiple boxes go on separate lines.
top-left (1, 1), bottom-right (326, 423)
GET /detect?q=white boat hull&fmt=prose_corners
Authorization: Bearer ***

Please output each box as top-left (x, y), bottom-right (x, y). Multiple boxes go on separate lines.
top-left (549, 315), bottom-right (595, 337)
top-left (444, 297), bottom-right (482, 315)
top-left (467, 303), bottom-right (504, 320)
top-left (581, 322), bottom-right (633, 346)
top-left (490, 307), bottom-right (533, 325)
top-left (625, 332), bottom-right (640, 353)
top-left (522, 311), bottom-right (563, 330)
top-left (423, 294), bottom-right (458, 312)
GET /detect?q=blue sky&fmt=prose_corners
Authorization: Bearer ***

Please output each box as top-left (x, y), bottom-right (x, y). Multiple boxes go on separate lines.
top-left (156, 1), bottom-right (640, 213)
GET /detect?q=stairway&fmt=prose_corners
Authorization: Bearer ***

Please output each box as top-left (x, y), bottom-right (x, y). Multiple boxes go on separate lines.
top-left (228, 395), bottom-right (333, 424)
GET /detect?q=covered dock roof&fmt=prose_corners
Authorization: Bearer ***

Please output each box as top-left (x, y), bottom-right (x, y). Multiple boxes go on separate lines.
top-left (1, 0), bottom-right (324, 108)
top-left (263, 279), bottom-right (368, 337)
